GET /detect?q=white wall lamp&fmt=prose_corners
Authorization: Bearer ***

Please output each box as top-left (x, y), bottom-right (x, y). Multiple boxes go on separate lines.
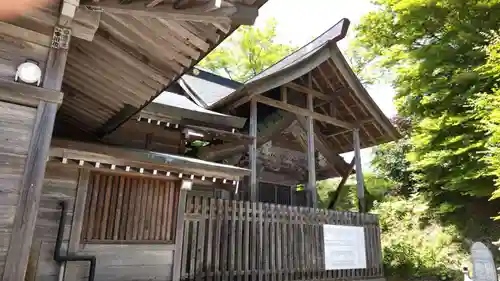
top-left (15, 59), bottom-right (42, 86)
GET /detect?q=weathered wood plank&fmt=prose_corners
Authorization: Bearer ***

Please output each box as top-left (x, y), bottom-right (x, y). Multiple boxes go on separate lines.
top-left (3, 100), bottom-right (57, 281)
top-left (172, 187), bottom-right (187, 281)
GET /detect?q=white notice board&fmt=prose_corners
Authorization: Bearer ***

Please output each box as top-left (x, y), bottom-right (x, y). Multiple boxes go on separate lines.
top-left (323, 224), bottom-right (367, 270)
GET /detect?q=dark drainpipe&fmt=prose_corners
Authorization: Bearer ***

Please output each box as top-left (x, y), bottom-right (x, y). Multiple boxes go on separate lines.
top-left (55, 201), bottom-right (96, 281)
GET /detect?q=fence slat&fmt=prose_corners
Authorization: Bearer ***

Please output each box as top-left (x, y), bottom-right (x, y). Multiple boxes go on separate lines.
top-left (229, 200), bottom-right (237, 281)
top-left (238, 200), bottom-right (244, 281)
top-left (206, 198), bottom-right (214, 281)
top-left (214, 199), bottom-right (223, 281)
top-left (251, 202), bottom-right (257, 281)
top-left (276, 205), bottom-right (282, 281)
top-left (244, 201), bottom-right (250, 281)
top-left (180, 196), bottom-right (382, 281)
top-left (258, 202), bottom-right (264, 281)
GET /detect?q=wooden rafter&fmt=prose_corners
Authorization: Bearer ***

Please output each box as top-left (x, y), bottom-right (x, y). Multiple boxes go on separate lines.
top-left (81, 1), bottom-right (258, 26)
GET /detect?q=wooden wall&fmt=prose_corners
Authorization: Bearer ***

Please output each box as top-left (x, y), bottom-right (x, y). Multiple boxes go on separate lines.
top-left (188, 184), bottom-right (231, 200)
top-left (0, 25), bottom-right (52, 278)
top-left (26, 164), bottom-right (79, 281)
top-left (0, 101), bottom-right (37, 278)
top-left (102, 121), bottom-right (182, 154)
top-left (25, 165), bottom-right (179, 281)
top-left (71, 244), bottom-right (174, 281)
top-left (0, 22), bottom-right (50, 82)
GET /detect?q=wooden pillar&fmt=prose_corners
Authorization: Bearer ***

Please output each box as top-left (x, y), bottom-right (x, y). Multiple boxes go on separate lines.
top-left (172, 180), bottom-right (190, 281)
top-left (306, 92), bottom-right (317, 207)
top-left (249, 98), bottom-right (258, 202)
top-left (2, 1), bottom-right (74, 280)
top-left (64, 169), bottom-right (90, 281)
top-left (0, 82), bottom-right (63, 281)
top-left (353, 128), bottom-right (366, 212)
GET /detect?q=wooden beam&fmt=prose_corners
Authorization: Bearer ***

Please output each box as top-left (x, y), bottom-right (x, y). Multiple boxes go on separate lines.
top-left (254, 95), bottom-right (355, 129)
top-left (184, 125), bottom-right (254, 142)
top-left (96, 104), bottom-right (139, 138)
top-left (10, 6), bottom-right (101, 42)
top-left (353, 128), bottom-right (365, 212)
top-left (249, 98), bottom-right (258, 202)
top-left (197, 111), bottom-right (295, 161)
top-left (327, 158), bottom-right (355, 209)
top-left (285, 81), bottom-right (334, 101)
top-left (51, 139), bottom-right (250, 180)
top-left (82, 2), bottom-right (258, 25)
top-left (294, 117), bottom-right (349, 175)
top-left (0, 78), bottom-right (63, 107)
top-left (72, 7), bottom-right (102, 41)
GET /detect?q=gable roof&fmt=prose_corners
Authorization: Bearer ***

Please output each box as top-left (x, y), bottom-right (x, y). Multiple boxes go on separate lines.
top-left (208, 18), bottom-right (400, 152)
top-left (178, 68), bottom-right (242, 107)
top-left (151, 91), bottom-right (246, 129)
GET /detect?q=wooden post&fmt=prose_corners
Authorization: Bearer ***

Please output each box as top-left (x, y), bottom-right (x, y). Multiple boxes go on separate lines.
top-left (306, 91), bottom-right (317, 207)
top-left (2, 1), bottom-right (74, 280)
top-left (353, 128), bottom-right (365, 212)
top-left (172, 181), bottom-right (190, 281)
top-left (249, 98), bottom-right (258, 202)
top-left (64, 169), bottom-right (90, 281)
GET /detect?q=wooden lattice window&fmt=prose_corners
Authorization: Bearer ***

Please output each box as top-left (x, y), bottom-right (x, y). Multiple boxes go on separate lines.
top-left (82, 172), bottom-right (179, 244)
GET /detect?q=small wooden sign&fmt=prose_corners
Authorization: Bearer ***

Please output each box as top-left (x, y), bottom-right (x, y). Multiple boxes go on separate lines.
top-left (471, 242), bottom-right (498, 281)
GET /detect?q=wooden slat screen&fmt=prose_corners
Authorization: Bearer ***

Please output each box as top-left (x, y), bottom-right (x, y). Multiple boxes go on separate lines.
top-left (182, 197), bottom-right (383, 281)
top-left (82, 172), bottom-right (180, 243)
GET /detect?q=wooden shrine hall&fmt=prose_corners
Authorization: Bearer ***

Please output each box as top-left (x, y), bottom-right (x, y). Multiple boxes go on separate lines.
top-left (196, 19), bottom-right (400, 209)
top-left (0, 0), bottom-right (391, 280)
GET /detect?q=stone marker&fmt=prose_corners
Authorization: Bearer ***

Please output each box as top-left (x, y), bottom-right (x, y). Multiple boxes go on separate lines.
top-left (471, 242), bottom-right (498, 281)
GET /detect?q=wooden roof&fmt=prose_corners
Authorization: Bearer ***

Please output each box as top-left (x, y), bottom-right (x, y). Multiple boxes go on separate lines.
top-left (9, 0), bottom-right (266, 138)
top-left (210, 18), bottom-right (400, 153)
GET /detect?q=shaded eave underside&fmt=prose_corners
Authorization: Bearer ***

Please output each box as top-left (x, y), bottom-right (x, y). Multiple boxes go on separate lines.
top-left (31, 0), bottom-right (267, 138)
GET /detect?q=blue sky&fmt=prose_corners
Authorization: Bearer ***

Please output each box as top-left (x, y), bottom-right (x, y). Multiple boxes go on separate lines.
top-left (254, 0), bottom-right (397, 170)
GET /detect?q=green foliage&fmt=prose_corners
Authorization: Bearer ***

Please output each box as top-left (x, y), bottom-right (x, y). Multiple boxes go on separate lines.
top-left (316, 172), bottom-right (393, 211)
top-left (353, 0), bottom-right (500, 214)
top-left (198, 18), bottom-right (297, 82)
top-left (373, 195), bottom-right (466, 280)
top-left (470, 32), bottom-right (500, 214)
top-left (371, 116), bottom-right (416, 196)
top-left (316, 176), bottom-right (466, 279)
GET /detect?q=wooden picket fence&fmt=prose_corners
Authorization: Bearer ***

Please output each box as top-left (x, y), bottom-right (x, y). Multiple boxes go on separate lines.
top-left (180, 196), bottom-right (384, 281)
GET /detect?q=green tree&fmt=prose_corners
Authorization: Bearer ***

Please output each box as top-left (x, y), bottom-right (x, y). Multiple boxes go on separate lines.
top-left (199, 18), bottom-right (297, 82)
top-left (472, 32), bottom-right (500, 213)
top-left (352, 0), bottom-right (500, 214)
top-left (374, 194), bottom-right (466, 280)
top-left (371, 116), bottom-right (416, 196)
top-left (317, 172), bottom-right (394, 211)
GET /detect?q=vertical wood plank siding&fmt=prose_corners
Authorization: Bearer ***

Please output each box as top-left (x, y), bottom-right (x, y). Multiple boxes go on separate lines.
top-left (0, 101), bottom-right (36, 278)
top-left (182, 196), bottom-right (384, 281)
top-left (82, 172), bottom-right (179, 243)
